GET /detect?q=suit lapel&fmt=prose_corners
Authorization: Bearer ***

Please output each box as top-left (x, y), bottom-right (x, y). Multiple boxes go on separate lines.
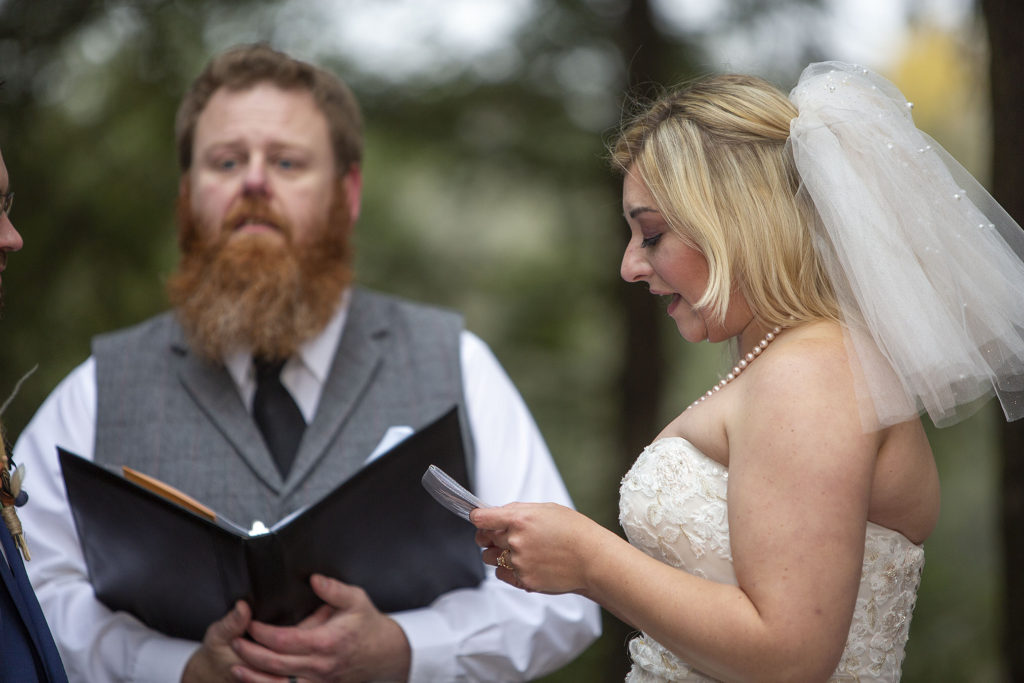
top-left (0, 526), bottom-right (55, 677)
top-left (172, 339), bottom-right (284, 493)
top-left (0, 528), bottom-right (36, 632)
top-left (283, 289), bottom-right (386, 492)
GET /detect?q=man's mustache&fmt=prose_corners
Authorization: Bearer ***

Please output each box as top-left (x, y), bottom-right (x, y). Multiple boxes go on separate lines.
top-left (219, 197), bottom-right (292, 239)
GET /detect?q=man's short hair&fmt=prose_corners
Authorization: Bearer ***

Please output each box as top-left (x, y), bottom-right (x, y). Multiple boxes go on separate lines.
top-left (175, 44), bottom-right (363, 174)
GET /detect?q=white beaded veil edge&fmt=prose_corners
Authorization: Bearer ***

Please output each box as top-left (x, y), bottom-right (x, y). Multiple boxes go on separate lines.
top-left (788, 61), bottom-right (1024, 428)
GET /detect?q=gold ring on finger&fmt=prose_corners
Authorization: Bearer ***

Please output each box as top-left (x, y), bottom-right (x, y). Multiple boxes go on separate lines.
top-left (497, 548), bottom-right (514, 570)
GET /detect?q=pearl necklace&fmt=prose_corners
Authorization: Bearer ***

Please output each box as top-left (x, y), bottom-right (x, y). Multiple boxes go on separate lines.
top-left (688, 326), bottom-right (783, 410)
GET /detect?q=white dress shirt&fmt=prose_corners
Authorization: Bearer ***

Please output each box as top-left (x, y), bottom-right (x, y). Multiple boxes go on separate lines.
top-left (14, 294), bottom-right (600, 682)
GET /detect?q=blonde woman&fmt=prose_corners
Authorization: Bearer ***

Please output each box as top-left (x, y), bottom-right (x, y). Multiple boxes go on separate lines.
top-left (472, 62), bottom-right (1024, 682)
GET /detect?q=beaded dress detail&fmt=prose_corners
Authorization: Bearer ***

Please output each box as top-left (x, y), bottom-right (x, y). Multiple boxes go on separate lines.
top-left (619, 437), bottom-right (925, 682)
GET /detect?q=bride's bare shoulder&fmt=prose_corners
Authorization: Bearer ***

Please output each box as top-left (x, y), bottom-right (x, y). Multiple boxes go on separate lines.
top-left (737, 320), bottom-right (864, 424)
top-left (755, 320), bottom-right (848, 372)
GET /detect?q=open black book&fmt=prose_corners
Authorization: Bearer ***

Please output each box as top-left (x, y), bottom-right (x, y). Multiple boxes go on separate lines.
top-left (59, 406), bottom-right (484, 642)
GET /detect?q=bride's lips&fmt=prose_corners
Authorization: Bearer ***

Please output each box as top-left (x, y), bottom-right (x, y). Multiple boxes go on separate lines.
top-left (652, 290), bottom-right (682, 315)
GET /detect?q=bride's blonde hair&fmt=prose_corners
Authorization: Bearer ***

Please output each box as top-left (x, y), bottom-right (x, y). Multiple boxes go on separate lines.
top-left (610, 74), bottom-right (839, 328)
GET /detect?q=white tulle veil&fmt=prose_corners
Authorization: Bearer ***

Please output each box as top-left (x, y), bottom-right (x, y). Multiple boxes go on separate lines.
top-left (788, 61), bottom-right (1024, 428)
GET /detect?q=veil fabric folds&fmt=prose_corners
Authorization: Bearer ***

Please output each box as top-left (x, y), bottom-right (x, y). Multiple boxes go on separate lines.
top-left (788, 61), bottom-right (1024, 428)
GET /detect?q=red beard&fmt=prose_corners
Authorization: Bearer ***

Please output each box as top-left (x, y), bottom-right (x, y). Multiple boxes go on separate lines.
top-left (167, 183), bottom-right (354, 362)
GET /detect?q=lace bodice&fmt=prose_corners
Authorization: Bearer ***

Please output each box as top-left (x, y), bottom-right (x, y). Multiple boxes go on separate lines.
top-left (619, 437), bottom-right (925, 682)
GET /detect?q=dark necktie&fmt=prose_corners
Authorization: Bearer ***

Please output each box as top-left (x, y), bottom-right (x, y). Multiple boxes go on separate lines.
top-left (252, 358), bottom-right (306, 478)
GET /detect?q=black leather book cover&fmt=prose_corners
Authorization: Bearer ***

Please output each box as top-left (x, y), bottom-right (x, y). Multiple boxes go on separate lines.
top-left (59, 406), bottom-right (484, 641)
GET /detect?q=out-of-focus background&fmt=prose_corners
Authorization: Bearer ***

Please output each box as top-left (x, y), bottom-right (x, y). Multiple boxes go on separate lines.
top-left (1, 1), bottom-right (1021, 680)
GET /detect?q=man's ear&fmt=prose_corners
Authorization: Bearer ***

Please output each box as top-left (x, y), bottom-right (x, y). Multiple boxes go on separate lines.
top-left (341, 165), bottom-right (363, 226)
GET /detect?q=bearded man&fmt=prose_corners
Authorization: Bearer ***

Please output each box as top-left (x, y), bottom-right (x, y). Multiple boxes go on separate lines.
top-left (14, 44), bottom-right (599, 683)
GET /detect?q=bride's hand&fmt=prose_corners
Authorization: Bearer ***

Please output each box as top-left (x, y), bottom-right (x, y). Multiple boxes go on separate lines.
top-left (471, 503), bottom-right (608, 596)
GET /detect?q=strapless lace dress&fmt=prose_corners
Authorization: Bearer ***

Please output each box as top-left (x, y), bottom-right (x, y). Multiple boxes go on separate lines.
top-left (619, 437), bottom-right (925, 682)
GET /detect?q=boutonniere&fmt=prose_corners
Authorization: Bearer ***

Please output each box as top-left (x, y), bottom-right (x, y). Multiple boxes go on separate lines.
top-left (1, 433), bottom-right (30, 561)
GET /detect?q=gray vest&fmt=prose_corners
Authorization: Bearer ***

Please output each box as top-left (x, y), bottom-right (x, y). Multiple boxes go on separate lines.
top-left (92, 287), bottom-right (474, 528)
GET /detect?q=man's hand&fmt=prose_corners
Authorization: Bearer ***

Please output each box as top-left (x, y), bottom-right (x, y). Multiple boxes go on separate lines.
top-left (182, 601), bottom-right (252, 682)
top-left (230, 575), bottom-right (411, 683)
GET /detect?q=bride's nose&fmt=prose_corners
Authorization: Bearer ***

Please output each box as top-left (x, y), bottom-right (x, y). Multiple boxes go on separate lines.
top-left (620, 239), bottom-right (651, 283)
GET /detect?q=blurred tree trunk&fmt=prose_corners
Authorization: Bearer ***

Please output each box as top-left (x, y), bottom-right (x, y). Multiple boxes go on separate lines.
top-left (615, 2), bottom-right (668, 458)
top-left (979, 0), bottom-right (1024, 677)
top-left (606, 1), bottom-right (683, 678)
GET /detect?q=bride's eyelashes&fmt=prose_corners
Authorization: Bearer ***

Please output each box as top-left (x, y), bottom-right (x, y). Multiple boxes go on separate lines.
top-left (641, 233), bottom-right (662, 248)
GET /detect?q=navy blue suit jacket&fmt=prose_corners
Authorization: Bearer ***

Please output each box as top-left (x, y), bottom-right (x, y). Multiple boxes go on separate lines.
top-left (0, 524), bottom-right (67, 682)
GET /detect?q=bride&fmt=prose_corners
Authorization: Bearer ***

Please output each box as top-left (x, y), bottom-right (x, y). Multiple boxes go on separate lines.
top-left (471, 62), bottom-right (1024, 681)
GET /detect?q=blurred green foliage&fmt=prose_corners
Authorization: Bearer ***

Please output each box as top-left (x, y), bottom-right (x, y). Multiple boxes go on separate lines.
top-left (0, 1), bottom-right (1007, 680)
